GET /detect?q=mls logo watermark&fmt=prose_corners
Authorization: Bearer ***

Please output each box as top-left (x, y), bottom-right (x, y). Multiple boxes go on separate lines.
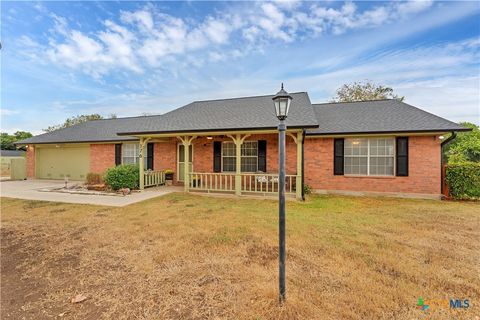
top-left (449, 299), bottom-right (470, 309)
top-left (417, 297), bottom-right (470, 311)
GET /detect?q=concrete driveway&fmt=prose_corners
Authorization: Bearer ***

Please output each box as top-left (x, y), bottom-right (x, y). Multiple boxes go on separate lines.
top-left (0, 179), bottom-right (180, 207)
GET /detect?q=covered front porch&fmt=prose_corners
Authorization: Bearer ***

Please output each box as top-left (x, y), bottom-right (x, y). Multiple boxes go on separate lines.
top-left (135, 130), bottom-right (304, 200)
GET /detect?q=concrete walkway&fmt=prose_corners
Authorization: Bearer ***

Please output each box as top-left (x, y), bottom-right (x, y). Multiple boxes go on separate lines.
top-left (0, 180), bottom-right (181, 207)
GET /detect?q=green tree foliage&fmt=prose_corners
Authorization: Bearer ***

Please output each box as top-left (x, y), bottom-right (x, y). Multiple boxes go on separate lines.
top-left (0, 131), bottom-right (33, 150)
top-left (445, 163), bottom-right (480, 199)
top-left (332, 81), bottom-right (404, 102)
top-left (43, 114), bottom-right (117, 133)
top-left (444, 122), bottom-right (480, 164)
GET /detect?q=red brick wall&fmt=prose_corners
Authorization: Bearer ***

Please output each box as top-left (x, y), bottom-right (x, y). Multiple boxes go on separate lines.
top-left (191, 134), bottom-right (298, 174)
top-left (89, 144), bottom-right (115, 174)
top-left (153, 139), bottom-right (178, 182)
top-left (26, 145), bottom-right (35, 178)
top-left (304, 135), bottom-right (441, 195)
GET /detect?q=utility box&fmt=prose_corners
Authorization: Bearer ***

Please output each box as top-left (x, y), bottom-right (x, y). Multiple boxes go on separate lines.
top-left (10, 158), bottom-right (26, 180)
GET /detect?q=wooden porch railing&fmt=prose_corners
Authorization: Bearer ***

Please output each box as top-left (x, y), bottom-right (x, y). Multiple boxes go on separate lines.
top-left (144, 170), bottom-right (166, 187)
top-left (188, 172), bottom-right (296, 195)
top-left (188, 172), bottom-right (236, 192)
top-left (240, 173), bottom-right (296, 194)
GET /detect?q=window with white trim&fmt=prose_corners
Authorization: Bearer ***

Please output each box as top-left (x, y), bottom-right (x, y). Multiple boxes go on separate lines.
top-left (122, 143), bottom-right (147, 167)
top-left (344, 138), bottom-right (394, 176)
top-left (222, 141), bottom-right (258, 172)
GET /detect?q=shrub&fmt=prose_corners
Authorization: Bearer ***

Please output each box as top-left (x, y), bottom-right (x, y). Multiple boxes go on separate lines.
top-left (85, 172), bottom-right (103, 185)
top-left (303, 184), bottom-right (313, 195)
top-left (445, 162), bottom-right (480, 200)
top-left (104, 164), bottom-right (140, 191)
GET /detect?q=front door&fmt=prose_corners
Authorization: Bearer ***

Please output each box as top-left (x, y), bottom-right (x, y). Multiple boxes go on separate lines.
top-left (177, 144), bottom-right (193, 182)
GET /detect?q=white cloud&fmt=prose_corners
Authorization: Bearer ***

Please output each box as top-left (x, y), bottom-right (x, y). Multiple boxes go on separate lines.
top-left (24, 1), bottom-right (439, 78)
top-left (203, 18), bottom-right (231, 44)
top-left (395, 0), bottom-right (434, 17)
top-left (120, 9), bottom-right (154, 32)
top-left (1, 108), bottom-right (20, 116)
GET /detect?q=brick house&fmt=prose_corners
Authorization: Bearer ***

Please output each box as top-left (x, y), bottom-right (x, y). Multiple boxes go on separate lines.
top-left (17, 91), bottom-right (469, 200)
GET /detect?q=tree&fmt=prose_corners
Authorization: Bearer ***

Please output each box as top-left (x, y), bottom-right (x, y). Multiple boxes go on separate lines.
top-left (43, 114), bottom-right (116, 133)
top-left (332, 81), bottom-right (404, 102)
top-left (444, 122), bottom-right (480, 163)
top-left (0, 131), bottom-right (33, 150)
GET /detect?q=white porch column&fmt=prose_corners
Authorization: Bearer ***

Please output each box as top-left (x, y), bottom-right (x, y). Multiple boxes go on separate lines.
top-left (288, 131), bottom-right (303, 200)
top-left (183, 138), bottom-right (190, 192)
top-left (296, 131), bottom-right (303, 200)
top-left (235, 134), bottom-right (242, 196)
top-left (227, 134), bottom-right (251, 196)
top-left (178, 136), bottom-right (196, 192)
top-left (138, 137), bottom-right (149, 190)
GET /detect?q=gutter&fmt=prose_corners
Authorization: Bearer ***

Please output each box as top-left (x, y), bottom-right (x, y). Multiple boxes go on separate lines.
top-left (301, 129), bottom-right (306, 201)
top-left (440, 131), bottom-right (457, 195)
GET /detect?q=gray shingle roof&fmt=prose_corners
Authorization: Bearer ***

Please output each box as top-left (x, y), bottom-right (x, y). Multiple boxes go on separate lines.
top-left (307, 99), bottom-right (469, 135)
top-left (0, 150), bottom-right (26, 157)
top-left (17, 95), bottom-right (469, 145)
top-left (16, 117), bottom-right (142, 144)
top-left (117, 92), bottom-right (318, 135)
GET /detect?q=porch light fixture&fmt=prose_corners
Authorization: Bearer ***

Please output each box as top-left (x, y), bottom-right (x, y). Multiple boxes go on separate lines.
top-left (272, 83), bottom-right (293, 303)
top-left (272, 83), bottom-right (293, 121)
top-left (206, 136), bottom-right (213, 140)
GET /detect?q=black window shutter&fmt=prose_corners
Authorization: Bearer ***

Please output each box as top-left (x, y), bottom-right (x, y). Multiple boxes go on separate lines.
top-left (334, 138), bottom-right (344, 175)
top-left (115, 144), bottom-right (122, 166)
top-left (396, 137), bottom-right (408, 176)
top-left (257, 140), bottom-right (267, 172)
top-left (146, 143), bottom-right (154, 170)
top-left (213, 141), bottom-right (222, 172)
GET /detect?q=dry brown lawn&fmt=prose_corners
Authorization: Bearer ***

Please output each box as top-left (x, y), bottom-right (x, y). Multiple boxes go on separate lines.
top-left (1, 193), bottom-right (479, 319)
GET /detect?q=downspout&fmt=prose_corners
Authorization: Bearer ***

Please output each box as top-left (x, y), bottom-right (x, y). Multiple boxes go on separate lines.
top-left (301, 129), bottom-right (306, 201)
top-left (440, 131), bottom-right (457, 194)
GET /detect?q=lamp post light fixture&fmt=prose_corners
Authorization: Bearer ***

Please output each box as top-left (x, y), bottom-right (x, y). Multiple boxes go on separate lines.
top-left (272, 83), bottom-right (293, 303)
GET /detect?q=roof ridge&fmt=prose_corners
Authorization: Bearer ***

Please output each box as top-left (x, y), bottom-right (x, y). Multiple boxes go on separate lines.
top-left (192, 91), bottom-right (308, 103)
top-left (312, 98), bottom-right (396, 106)
top-left (88, 114), bottom-right (163, 122)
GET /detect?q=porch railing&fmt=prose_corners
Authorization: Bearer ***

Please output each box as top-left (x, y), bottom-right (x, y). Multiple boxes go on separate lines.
top-left (188, 172), bottom-right (296, 195)
top-left (188, 172), bottom-right (236, 192)
top-left (144, 170), bottom-right (166, 187)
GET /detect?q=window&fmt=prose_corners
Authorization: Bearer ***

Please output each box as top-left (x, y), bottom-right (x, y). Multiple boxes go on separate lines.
top-left (122, 143), bottom-right (147, 167)
top-left (122, 143), bottom-right (139, 164)
top-left (177, 144), bottom-right (193, 182)
top-left (222, 141), bottom-right (258, 172)
top-left (344, 138), bottom-right (394, 176)
top-left (222, 142), bottom-right (236, 172)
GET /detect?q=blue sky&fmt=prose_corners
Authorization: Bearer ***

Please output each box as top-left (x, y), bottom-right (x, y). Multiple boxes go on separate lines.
top-left (1, 1), bottom-right (479, 134)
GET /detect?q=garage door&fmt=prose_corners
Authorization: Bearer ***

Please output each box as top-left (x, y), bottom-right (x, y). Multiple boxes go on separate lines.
top-left (36, 146), bottom-right (89, 180)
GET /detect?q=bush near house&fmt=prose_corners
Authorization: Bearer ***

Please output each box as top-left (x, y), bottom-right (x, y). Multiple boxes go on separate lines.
top-left (445, 162), bottom-right (480, 200)
top-left (85, 172), bottom-right (103, 185)
top-left (104, 164), bottom-right (139, 191)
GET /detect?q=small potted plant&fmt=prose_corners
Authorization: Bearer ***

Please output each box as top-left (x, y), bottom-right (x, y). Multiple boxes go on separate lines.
top-left (164, 169), bottom-right (174, 185)
top-left (191, 176), bottom-right (201, 187)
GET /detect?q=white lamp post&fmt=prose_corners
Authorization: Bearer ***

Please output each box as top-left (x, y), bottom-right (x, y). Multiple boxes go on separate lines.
top-left (272, 83), bottom-right (292, 302)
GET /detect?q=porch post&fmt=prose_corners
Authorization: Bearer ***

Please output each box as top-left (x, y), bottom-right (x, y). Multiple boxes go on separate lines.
top-left (179, 136), bottom-right (196, 192)
top-left (296, 131), bottom-right (303, 200)
top-left (235, 134), bottom-right (242, 196)
top-left (183, 137), bottom-right (190, 192)
top-left (139, 137), bottom-right (145, 190)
